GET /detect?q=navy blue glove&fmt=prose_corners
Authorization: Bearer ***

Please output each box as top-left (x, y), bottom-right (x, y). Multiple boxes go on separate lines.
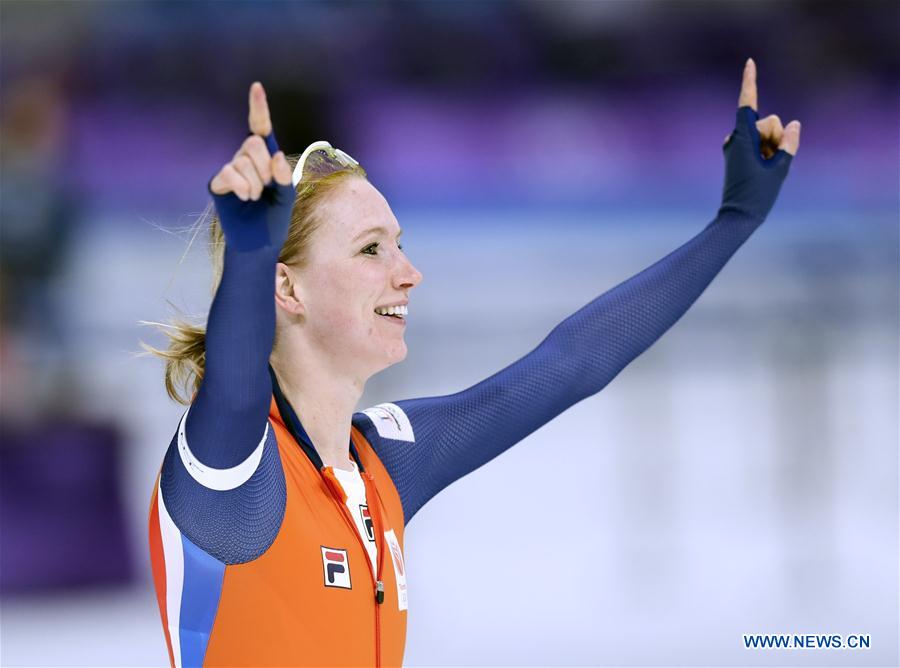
top-left (209, 133), bottom-right (295, 253)
top-left (719, 106), bottom-right (794, 222)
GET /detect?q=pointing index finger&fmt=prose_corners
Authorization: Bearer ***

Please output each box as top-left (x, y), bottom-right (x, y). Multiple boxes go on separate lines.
top-left (738, 58), bottom-right (758, 111)
top-left (248, 81), bottom-right (273, 137)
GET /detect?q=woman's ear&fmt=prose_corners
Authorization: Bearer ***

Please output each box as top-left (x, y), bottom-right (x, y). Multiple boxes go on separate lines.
top-left (274, 262), bottom-right (305, 316)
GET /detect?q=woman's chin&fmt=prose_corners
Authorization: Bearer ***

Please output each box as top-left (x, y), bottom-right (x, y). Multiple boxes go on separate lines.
top-left (382, 342), bottom-right (408, 367)
top-left (357, 343), bottom-right (408, 379)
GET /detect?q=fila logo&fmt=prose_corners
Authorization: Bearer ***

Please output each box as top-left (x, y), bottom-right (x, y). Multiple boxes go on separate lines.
top-left (359, 505), bottom-right (375, 542)
top-left (321, 546), bottom-right (352, 589)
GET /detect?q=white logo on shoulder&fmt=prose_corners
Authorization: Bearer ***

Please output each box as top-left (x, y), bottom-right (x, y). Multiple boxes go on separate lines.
top-left (384, 529), bottom-right (408, 611)
top-left (362, 403), bottom-right (415, 443)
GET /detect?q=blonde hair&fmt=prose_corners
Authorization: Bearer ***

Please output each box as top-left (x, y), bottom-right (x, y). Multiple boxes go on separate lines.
top-left (144, 151), bottom-right (367, 404)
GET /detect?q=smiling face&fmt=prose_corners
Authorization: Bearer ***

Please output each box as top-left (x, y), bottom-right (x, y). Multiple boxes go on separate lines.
top-left (282, 176), bottom-right (423, 379)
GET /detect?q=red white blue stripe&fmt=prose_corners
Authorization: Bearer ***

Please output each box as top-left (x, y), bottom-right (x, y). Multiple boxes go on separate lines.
top-left (155, 486), bottom-right (226, 667)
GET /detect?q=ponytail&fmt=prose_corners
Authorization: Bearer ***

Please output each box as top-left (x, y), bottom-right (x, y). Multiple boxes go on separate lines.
top-left (141, 316), bottom-right (207, 404)
top-left (142, 153), bottom-right (367, 405)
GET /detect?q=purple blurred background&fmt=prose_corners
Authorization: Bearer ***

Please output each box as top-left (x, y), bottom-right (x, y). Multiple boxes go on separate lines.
top-left (1, 1), bottom-right (897, 666)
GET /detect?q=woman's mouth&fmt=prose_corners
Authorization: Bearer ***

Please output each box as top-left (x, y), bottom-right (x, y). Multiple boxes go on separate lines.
top-left (374, 304), bottom-right (407, 325)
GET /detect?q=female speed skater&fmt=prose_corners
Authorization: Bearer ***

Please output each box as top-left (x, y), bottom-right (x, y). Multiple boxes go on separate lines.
top-left (147, 58), bottom-right (800, 666)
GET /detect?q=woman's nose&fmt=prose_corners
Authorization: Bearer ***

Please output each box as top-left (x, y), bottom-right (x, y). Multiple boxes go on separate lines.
top-left (395, 254), bottom-right (423, 289)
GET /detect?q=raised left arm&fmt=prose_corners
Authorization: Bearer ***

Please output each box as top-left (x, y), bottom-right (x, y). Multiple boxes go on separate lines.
top-left (355, 59), bottom-right (801, 523)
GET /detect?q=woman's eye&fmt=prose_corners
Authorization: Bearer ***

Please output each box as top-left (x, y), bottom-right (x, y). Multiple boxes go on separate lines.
top-left (362, 241), bottom-right (403, 255)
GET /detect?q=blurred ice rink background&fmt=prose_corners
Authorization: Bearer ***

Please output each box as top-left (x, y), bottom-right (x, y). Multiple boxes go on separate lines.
top-left (1, 1), bottom-right (897, 666)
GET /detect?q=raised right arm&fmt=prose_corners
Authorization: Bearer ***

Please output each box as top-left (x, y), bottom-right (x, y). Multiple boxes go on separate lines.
top-left (158, 83), bottom-right (295, 564)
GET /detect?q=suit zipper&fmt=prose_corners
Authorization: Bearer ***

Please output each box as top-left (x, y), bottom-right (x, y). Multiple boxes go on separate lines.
top-left (321, 467), bottom-right (385, 668)
top-left (364, 472), bottom-right (388, 668)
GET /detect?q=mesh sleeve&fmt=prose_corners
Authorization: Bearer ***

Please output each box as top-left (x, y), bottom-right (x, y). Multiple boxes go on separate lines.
top-left (364, 106), bottom-right (794, 523)
top-left (160, 132), bottom-right (293, 562)
top-left (364, 211), bottom-right (765, 522)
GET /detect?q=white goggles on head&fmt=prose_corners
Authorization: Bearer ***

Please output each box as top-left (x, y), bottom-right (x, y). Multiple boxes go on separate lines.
top-left (292, 140), bottom-right (359, 188)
